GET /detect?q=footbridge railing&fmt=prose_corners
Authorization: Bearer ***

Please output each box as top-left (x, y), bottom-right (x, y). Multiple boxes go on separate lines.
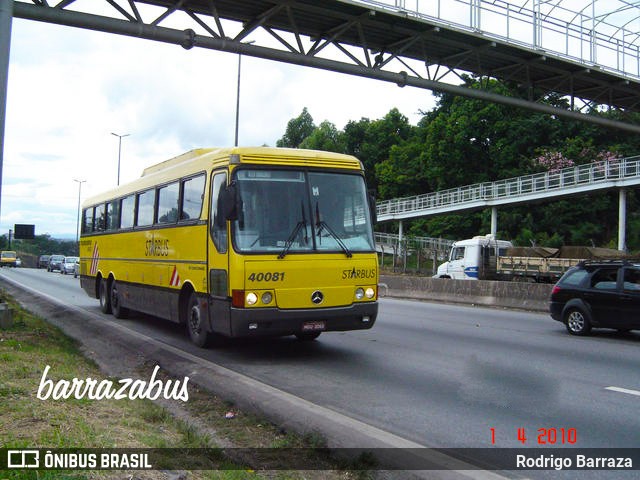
top-left (377, 155), bottom-right (640, 222)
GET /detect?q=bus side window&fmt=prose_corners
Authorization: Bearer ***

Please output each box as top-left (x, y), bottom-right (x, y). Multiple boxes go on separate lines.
top-left (181, 174), bottom-right (205, 220)
top-left (136, 189), bottom-right (155, 227)
top-left (210, 172), bottom-right (228, 253)
top-left (94, 204), bottom-right (106, 232)
top-left (82, 207), bottom-right (94, 234)
top-left (106, 199), bottom-right (120, 231)
top-left (120, 195), bottom-right (135, 229)
top-left (157, 182), bottom-right (180, 224)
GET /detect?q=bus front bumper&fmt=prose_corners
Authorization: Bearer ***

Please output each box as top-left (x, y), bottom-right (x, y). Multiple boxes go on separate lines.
top-left (228, 302), bottom-right (378, 337)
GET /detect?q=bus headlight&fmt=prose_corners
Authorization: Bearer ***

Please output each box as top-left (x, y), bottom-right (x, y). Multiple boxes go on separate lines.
top-left (246, 292), bottom-right (258, 305)
top-left (261, 292), bottom-right (273, 305)
top-left (365, 287), bottom-right (375, 299)
top-left (355, 288), bottom-right (365, 300)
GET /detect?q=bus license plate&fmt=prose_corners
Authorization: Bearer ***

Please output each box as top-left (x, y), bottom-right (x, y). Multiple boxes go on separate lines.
top-left (302, 321), bottom-right (326, 332)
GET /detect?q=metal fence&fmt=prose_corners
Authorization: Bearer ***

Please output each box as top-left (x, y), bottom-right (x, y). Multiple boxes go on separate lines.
top-left (375, 232), bottom-right (453, 273)
top-left (375, 232), bottom-right (454, 251)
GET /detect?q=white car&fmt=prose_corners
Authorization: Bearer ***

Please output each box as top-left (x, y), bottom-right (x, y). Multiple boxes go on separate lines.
top-left (61, 256), bottom-right (79, 275)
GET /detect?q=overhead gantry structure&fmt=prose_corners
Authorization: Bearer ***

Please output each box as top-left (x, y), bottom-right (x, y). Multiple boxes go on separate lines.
top-left (4, 0), bottom-right (640, 133)
top-left (2, 0), bottom-right (640, 220)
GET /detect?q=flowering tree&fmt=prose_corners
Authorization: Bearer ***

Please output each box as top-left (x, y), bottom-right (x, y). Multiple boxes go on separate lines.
top-left (592, 150), bottom-right (622, 176)
top-left (532, 147), bottom-right (621, 175)
top-left (532, 149), bottom-right (574, 173)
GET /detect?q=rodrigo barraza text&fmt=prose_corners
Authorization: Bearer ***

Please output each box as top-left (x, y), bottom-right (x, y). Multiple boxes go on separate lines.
top-left (516, 454), bottom-right (633, 470)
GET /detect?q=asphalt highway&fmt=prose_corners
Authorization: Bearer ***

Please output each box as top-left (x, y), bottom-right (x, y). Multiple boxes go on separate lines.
top-left (2, 267), bottom-right (639, 479)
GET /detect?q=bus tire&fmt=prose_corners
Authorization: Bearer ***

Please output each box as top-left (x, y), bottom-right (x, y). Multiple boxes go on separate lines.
top-left (187, 292), bottom-right (209, 348)
top-left (99, 277), bottom-right (112, 314)
top-left (110, 281), bottom-right (128, 319)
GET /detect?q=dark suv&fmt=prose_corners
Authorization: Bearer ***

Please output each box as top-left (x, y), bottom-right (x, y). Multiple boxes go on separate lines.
top-left (47, 254), bottom-right (65, 272)
top-left (550, 260), bottom-right (640, 335)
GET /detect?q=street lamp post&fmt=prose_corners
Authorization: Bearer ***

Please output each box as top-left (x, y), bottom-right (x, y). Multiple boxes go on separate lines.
top-left (234, 41), bottom-right (254, 147)
top-left (111, 132), bottom-right (130, 185)
top-left (234, 53), bottom-right (242, 147)
top-left (73, 179), bottom-right (86, 244)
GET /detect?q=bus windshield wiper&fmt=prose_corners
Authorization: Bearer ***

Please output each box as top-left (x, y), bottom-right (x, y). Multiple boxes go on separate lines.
top-left (278, 203), bottom-right (308, 259)
top-left (315, 202), bottom-right (352, 258)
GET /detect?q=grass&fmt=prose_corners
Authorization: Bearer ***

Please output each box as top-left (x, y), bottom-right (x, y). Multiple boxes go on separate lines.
top-left (0, 290), bottom-right (373, 480)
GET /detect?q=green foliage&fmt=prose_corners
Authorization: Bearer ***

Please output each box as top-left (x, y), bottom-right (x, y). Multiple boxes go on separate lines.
top-left (0, 234), bottom-right (78, 257)
top-left (357, 108), bottom-right (412, 191)
top-left (277, 77), bottom-right (640, 250)
top-left (276, 107), bottom-right (315, 148)
top-left (299, 120), bottom-right (344, 152)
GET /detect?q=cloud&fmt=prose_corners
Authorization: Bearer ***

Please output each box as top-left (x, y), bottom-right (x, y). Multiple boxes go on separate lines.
top-left (3, 17), bottom-right (434, 237)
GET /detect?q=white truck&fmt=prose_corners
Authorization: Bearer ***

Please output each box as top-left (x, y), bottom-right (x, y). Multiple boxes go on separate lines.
top-left (435, 235), bottom-right (582, 282)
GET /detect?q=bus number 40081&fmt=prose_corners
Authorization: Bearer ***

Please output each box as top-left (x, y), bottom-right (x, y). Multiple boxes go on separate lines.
top-left (247, 272), bottom-right (285, 282)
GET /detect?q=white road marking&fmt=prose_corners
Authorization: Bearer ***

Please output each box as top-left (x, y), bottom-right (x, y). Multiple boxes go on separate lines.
top-left (605, 386), bottom-right (640, 397)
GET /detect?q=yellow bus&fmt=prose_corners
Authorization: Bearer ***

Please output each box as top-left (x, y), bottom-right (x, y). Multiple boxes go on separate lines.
top-left (0, 250), bottom-right (17, 267)
top-left (79, 147), bottom-right (378, 347)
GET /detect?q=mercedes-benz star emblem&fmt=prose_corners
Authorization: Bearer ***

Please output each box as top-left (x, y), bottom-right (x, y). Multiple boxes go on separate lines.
top-left (311, 290), bottom-right (324, 304)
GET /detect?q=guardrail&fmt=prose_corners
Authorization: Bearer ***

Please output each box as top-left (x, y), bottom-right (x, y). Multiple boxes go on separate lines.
top-left (377, 155), bottom-right (640, 221)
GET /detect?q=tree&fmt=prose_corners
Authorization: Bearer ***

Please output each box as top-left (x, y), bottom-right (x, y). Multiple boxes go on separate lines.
top-left (346, 108), bottom-right (412, 192)
top-left (1, 234), bottom-right (79, 258)
top-left (299, 120), bottom-right (344, 152)
top-left (274, 78), bottom-right (640, 250)
top-left (277, 107), bottom-right (413, 193)
top-left (374, 77), bottom-right (640, 248)
top-left (342, 118), bottom-right (370, 158)
top-left (276, 107), bottom-right (315, 148)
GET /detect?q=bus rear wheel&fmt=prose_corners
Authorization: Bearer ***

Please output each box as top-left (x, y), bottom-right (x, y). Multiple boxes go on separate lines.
top-left (99, 278), bottom-right (112, 314)
top-left (187, 292), bottom-right (210, 348)
top-left (110, 281), bottom-right (129, 319)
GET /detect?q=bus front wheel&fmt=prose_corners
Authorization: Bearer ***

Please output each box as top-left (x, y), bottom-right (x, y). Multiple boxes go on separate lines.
top-left (99, 278), bottom-right (112, 314)
top-left (187, 292), bottom-right (209, 348)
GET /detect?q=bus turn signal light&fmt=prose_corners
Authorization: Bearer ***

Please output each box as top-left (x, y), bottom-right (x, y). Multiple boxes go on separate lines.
top-left (232, 289), bottom-right (245, 308)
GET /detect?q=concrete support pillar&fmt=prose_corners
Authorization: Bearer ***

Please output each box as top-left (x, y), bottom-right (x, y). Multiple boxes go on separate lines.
top-left (398, 220), bottom-right (403, 248)
top-left (619, 188), bottom-right (627, 252)
top-left (0, 1), bottom-right (13, 220)
top-left (490, 207), bottom-right (498, 237)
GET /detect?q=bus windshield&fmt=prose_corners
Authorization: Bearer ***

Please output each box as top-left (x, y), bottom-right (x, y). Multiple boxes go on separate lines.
top-left (232, 169), bottom-right (375, 255)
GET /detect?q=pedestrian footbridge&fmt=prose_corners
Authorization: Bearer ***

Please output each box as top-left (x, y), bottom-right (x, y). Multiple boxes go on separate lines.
top-left (376, 155), bottom-right (640, 251)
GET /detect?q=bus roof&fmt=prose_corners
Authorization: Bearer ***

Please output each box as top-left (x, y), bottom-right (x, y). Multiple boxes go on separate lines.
top-left (83, 147), bottom-right (363, 208)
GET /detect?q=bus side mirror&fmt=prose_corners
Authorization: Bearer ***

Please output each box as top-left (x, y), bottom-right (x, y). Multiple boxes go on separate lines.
top-left (219, 183), bottom-right (238, 222)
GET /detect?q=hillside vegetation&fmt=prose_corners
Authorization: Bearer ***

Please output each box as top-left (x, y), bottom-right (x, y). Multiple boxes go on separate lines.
top-left (277, 78), bottom-right (640, 250)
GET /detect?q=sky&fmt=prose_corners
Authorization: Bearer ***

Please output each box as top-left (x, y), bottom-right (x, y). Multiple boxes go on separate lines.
top-left (3, 1), bottom-right (637, 240)
top-left (2, 15), bottom-right (436, 239)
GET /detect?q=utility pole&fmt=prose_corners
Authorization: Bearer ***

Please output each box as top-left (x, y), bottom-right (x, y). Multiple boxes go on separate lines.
top-left (111, 132), bottom-right (130, 185)
top-left (74, 179), bottom-right (86, 244)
